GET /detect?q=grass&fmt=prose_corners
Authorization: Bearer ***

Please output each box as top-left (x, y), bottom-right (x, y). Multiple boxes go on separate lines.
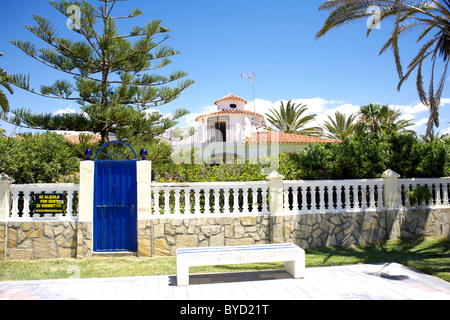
top-left (1, 236), bottom-right (449, 283)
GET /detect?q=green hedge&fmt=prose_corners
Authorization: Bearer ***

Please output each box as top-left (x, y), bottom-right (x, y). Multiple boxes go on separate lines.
top-left (0, 132), bottom-right (80, 184)
top-left (167, 133), bottom-right (449, 182)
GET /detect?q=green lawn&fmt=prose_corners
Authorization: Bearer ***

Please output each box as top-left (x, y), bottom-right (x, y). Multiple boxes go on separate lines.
top-left (1, 236), bottom-right (449, 283)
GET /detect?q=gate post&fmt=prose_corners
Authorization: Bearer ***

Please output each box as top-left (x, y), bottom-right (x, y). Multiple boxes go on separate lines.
top-left (79, 160), bottom-right (95, 222)
top-left (77, 160), bottom-right (94, 257)
top-left (0, 173), bottom-right (15, 221)
top-left (266, 170), bottom-right (285, 244)
top-left (137, 160), bottom-right (152, 257)
top-left (137, 160), bottom-right (152, 219)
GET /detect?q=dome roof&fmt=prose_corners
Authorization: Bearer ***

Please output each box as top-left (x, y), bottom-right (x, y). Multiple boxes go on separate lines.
top-left (195, 109), bottom-right (264, 122)
top-left (214, 94), bottom-right (247, 106)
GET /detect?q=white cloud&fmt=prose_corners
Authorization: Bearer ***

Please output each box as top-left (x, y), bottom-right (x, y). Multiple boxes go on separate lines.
top-left (441, 127), bottom-right (450, 135)
top-left (178, 96), bottom-right (448, 136)
top-left (53, 106), bottom-right (77, 115)
top-left (392, 102), bottom-right (428, 116)
top-left (410, 117), bottom-right (429, 129)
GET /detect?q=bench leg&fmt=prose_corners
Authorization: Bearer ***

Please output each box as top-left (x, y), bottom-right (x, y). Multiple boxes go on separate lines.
top-left (177, 260), bottom-right (189, 286)
top-left (285, 252), bottom-right (305, 279)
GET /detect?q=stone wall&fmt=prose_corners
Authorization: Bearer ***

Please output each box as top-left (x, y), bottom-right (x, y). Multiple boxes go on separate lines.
top-left (76, 222), bottom-right (93, 258)
top-left (4, 221), bottom-right (78, 259)
top-left (1, 208), bottom-right (449, 260)
top-left (138, 216), bottom-right (271, 257)
top-left (136, 208), bottom-right (450, 257)
top-left (401, 208), bottom-right (450, 238)
top-left (0, 222), bottom-right (5, 259)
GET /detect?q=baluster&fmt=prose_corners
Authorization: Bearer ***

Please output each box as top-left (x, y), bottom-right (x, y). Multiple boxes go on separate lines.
top-left (10, 189), bottom-right (20, 219)
top-left (67, 190), bottom-right (74, 216)
top-left (359, 185), bottom-right (365, 209)
top-left (335, 185), bottom-right (342, 210)
top-left (242, 187), bottom-right (250, 214)
top-left (302, 185), bottom-right (308, 212)
top-left (262, 187), bottom-right (269, 213)
top-left (194, 188), bottom-right (201, 214)
top-left (223, 187), bottom-right (230, 213)
top-left (442, 182), bottom-right (449, 206)
top-left (369, 184), bottom-right (375, 209)
top-left (174, 189), bottom-right (181, 215)
top-left (213, 188), bottom-right (220, 214)
top-left (344, 184), bottom-right (351, 210)
top-left (319, 185), bottom-right (325, 212)
top-left (434, 183), bottom-right (442, 206)
top-left (154, 188), bottom-right (160, 215)
top-left (204, 188), bottom-right (211, 214)
top-left (283, 187), bottom-right (290, 212)
top-left (378, 182), bottom-right (384, 209)
top-left (185, 188), bottom-right (191, 214)
top-left (292, 186), bottom-right (299, 212)
top-left (428, 183), bottom-right (435, 206)
top-left (23, 190), bottom-right (31, 218)
top-left (163, 188), bottom-right (170, 214)
top-left (232, 187), bottom-right (239, 213)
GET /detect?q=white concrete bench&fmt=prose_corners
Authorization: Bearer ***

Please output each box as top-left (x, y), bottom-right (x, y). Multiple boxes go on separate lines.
top-left (176, 243), bottom-right (305, 286)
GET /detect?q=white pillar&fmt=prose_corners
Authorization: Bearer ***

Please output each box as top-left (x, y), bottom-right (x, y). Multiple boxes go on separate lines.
top-left (382, 169), bottom-right (402, 239)
top-left (382, 169), bottom-right (400, 210)
top-left (0, 173), bottom-right (15, 221)
top-left (266, 170), bottom-right (285, 215)
top-left (137, 161), bottom-right (152, 219)
top-left (78, 161), bottom-right (95, 222)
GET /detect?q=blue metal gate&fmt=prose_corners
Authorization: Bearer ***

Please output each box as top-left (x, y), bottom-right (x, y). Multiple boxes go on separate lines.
top-left (93, 142), bottom-right (137, 252)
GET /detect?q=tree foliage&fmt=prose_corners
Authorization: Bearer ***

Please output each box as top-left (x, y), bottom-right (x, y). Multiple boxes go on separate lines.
top-left (265, 100), bottom-right (322, 136)
top-left (322, 110), bottom-right (359, 140)
top-left (0, 52), bottom-right (13, 113)
top-left (3, 0), bottom-right (194, 144)
top-left (316, 0), bottom-right (450, 137)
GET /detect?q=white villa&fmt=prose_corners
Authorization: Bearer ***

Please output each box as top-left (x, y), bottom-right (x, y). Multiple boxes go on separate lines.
top-left (169, 94), bottom-right (340, 164)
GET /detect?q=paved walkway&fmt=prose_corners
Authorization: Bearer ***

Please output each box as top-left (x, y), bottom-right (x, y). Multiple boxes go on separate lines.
top-left (0, 263), bottom-right (449, 300)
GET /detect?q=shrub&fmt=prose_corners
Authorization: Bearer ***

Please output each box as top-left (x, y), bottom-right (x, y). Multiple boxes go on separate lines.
top-left (407, 185), bottom-right (433, 206)
top-left (0, 132), bottom-right (79, 184)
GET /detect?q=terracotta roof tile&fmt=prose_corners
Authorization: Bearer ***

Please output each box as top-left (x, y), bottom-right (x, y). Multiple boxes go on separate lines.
top-left (195, 109), bottom-right (264, 121)
top-left (63, 134), bottom-right (101, 145)
top-left (245, 131), bottom-right (341, 144)
top-left (214, 94), bottom-right (247, 105)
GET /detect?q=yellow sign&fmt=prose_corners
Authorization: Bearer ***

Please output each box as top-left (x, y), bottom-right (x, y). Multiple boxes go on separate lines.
top-left (35, 194), bottom-right (64, 214)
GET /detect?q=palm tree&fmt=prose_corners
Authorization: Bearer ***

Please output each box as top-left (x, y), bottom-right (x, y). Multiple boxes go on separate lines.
top-left (359, 103), bottom-right (389, 134)
top-left (322, 111), bottom-right (358, 140)
top-left (379, 107), bottom-right (416, 135)
top-left (358, 103), bottom-right (416, 134)
top-left (0, 52), bottom-right (13, 113)
top-left (265, 100), bottom-right (322, 136)
top-left (316, 0), bottom-right (450, 137)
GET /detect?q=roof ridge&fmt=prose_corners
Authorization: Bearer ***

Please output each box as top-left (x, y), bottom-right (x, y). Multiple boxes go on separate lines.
top-left (214, 94), bottom-right (247, 105)
top-left (245, 131), bottom-right (341, 144)
top-left (195, 109), bottom-right (264, 121)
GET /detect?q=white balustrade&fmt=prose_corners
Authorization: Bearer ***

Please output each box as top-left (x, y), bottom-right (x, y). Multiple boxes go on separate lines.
top-left (399, 178), bottom-right (450, 208)
top-left (150, 181), bottom-right (270, 218)
top-left (283, 179), bottom-right (385, 214)
top-left (6, 177), bottom-right (448, 222)
top-left (9, 184), bottom-right (79, 221)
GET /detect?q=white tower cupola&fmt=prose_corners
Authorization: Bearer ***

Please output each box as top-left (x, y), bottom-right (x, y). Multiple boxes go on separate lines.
top-left (214, 94), bottom-right (247, 111)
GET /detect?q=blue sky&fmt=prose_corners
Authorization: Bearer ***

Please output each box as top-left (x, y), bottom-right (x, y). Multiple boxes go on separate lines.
top-left (1, 0), bottom-right (449, 136)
